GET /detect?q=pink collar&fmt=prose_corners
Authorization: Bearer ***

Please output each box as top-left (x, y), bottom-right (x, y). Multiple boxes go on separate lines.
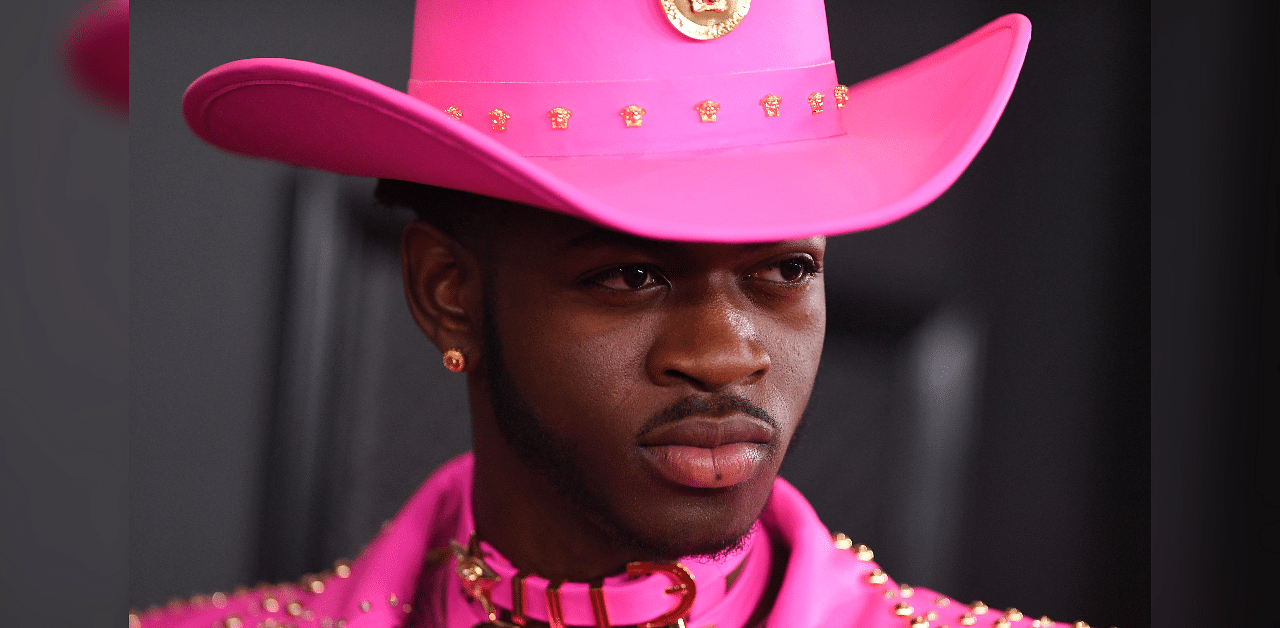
top-left (440, 468), bottom-right (774, 628)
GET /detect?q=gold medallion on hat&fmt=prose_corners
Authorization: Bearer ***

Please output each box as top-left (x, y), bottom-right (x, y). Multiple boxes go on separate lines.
top-left (660, 0), bottom-right (751, 40)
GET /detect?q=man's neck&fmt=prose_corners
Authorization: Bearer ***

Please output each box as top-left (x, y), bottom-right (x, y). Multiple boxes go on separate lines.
top-left (470, 420), bottom-right (640, 582)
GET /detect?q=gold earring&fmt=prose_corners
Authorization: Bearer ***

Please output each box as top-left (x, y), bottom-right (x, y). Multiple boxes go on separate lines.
top-left (442, 348), bottom-right (466, 372)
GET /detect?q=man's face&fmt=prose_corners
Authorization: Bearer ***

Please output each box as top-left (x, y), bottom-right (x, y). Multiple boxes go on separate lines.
top-left (475, 208), bottom-right (825, 560)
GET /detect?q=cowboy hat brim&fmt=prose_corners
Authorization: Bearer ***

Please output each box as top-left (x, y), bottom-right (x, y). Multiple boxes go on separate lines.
top-left (183, 13), bottom-right (1029, 243)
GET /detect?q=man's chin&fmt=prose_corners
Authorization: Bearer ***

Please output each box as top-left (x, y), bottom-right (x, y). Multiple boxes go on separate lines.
top-left (595, 474), bottom-right (778, 563)
top-left (600, 515), bottom-right (756, 563)
top-left (679, 527), bottom-right (754, 562)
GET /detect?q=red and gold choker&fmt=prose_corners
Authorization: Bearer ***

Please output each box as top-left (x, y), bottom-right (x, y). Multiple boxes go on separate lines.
top-left (440, 525), bottom-right (772, 628)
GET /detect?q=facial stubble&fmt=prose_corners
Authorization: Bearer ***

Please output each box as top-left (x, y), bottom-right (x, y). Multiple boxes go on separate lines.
top-left (479, 298), bottom-right (787, 563)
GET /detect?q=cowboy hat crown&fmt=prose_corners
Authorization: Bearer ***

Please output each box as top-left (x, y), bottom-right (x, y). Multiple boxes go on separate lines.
top-left (184, 0), bottom-right (1030, 242)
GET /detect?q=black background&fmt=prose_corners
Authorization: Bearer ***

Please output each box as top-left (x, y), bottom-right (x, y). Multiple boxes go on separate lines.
top-left (0, 1), bottom-right (128, 626)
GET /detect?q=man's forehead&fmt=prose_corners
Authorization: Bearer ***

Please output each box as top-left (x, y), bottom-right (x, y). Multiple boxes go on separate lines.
top-left (469, 204), bottom-right (825, 274)
top-left (559, 227), bottom-right (787, 255)
top-left (509, 212), bottom-right (820, 250)
top-left (454, 196), bottom-right (823, 257)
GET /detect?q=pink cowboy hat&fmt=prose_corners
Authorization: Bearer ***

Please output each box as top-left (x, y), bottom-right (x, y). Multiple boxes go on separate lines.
top-left (65, 0), bottom-right (129, 115)
top-left (183, 0), bottom-right (1030, 243)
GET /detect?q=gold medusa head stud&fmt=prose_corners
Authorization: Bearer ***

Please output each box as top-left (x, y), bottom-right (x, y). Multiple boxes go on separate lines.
top-left (807, 91), bottom-right (825, 114)
top-left (444, 106), bottom-right (463, 120)
top-left (834, 84), bottom-right (849, 108)
top-left (695, 99), bottom-right (721, 122)
top-left (487, 108), bottom-right (510, 132)
top-left (547, 107), bottom-right (573, 130)
top-left (620, 104), bottom-right (646, 127)
top-left (760, 94), bottom-right (781, 117)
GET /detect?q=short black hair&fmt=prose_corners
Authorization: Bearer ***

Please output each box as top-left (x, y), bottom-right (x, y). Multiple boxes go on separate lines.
top-left (374, 178), bottom-right (523, 245)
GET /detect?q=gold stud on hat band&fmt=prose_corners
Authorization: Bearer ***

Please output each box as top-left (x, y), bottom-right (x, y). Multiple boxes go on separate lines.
top-left (488, 108), bottom-right (510, 131)
top-left (547, 107), bottom-right (573, 129)
top-left (695, 100), bottom-right (720, 122)
top-left (807, 91), bottom-right (825, 114)
top-left (834, 84), bottom-right (849, 109)
top-left (760, 94), bottom-right (781, 117)
top-left (620, 104), bottom-right (646, 127)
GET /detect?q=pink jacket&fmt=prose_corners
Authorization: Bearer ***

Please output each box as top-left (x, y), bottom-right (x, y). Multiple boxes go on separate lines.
top-left (132, 454), bottom-right (1076, 628)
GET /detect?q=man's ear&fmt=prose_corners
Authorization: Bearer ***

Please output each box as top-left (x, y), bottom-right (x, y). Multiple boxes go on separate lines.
top-left (401, 221), bottom-right (481, 363)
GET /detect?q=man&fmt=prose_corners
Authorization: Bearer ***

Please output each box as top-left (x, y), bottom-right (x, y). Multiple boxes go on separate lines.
top-left (134, 1), bottom-right (1098, 626)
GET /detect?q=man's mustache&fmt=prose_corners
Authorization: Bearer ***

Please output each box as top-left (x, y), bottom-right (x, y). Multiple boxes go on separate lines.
top-left (636, 394), bottom-right (779, 438)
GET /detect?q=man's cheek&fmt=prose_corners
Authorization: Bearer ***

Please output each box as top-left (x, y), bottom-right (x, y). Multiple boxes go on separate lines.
top-left (563, 324), bottom-right (653, 383)
top-left (528, 341), bottom-right (648, 426)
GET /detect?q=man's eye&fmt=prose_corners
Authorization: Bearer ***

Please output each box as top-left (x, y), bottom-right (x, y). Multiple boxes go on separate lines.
top-left (752, 256), bottom-right (820, 284)
top-left (592, 265), bottom-right (662, 291)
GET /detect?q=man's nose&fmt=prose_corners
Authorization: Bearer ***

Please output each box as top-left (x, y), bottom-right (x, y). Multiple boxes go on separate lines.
top-left (647, 293), bottom-right (770, 392)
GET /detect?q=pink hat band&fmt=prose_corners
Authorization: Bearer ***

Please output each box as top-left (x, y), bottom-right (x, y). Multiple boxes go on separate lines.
top-left (407, 62), bottom-right (844, 157)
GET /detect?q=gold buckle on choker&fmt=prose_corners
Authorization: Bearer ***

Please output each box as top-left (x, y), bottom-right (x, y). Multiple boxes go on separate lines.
top-left (449, 533), bottom-right (697, 628)
top-left (624, 562), bottom-right (696, 628)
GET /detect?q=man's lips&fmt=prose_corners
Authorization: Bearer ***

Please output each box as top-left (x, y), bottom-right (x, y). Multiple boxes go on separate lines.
top-left (637, 416), bottom-right (774, 448)
top-left (637, 417), bottom-right (774, 489)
